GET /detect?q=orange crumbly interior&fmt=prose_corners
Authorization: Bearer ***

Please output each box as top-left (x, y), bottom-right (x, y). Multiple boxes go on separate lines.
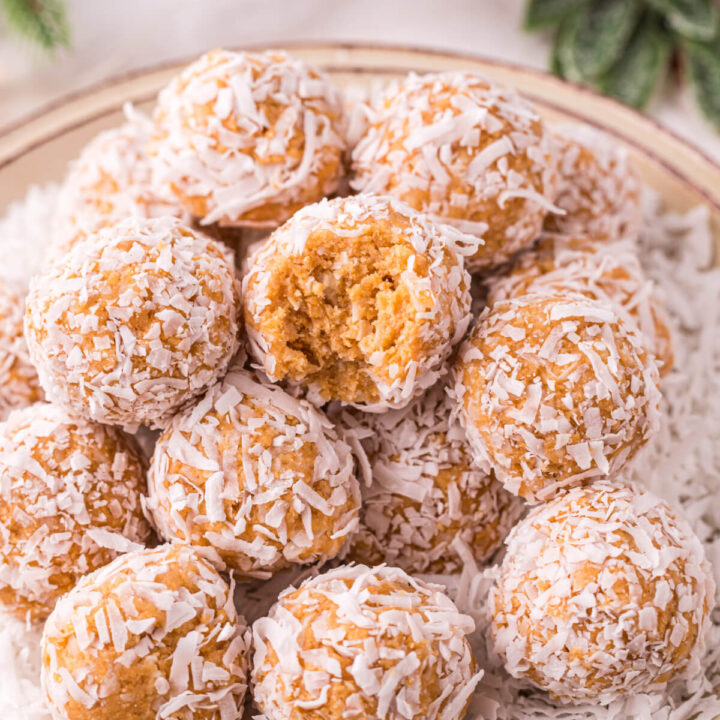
top-left (252, 221), bottom-right (437, 404)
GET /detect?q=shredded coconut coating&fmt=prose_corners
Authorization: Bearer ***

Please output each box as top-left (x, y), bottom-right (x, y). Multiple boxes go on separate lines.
top-left (0, 403), bottom-right (153, 622)
top-left (41, 544), bottom-right (250, 720)
top-left (488, 236), bottom-right (673, 376)
top-left (490, 480), bottom-right (715, 704)
top-left (50, 116), bottom-right (188, 263)
top-left (149, 49), bottom-right (347, 228)
top-left (452, 291), bottom-right (662, 503)
top-left (147, 365), bottom-right (360, 579)
top-left (341, 383), bottom-right (521, 574)
top-left (0, 281), bottom-right (42, 419)
top-left (24, 216), bottom-right (241, 430)
top-left (544, 123), bottom-right (642, 241)
top-left (243, 194), bottom-right (472, 411)
top-left (350, 72), bottom-right (559, 271)
top-left (0, 182), bottom-right (60, 288)
top-left (252, 564), bottom-right (482, 720)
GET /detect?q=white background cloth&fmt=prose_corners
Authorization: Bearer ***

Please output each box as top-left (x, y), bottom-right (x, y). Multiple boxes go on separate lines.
top-left (0, 0), bottom-right (718, 161)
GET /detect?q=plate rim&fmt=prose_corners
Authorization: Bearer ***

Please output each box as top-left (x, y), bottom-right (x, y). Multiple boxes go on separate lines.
top-left (1, 40), bottom-right (719, 215)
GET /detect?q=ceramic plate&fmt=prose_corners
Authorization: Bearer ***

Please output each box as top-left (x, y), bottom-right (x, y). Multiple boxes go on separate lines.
top-left (1, 43), bottom-right (719, 263)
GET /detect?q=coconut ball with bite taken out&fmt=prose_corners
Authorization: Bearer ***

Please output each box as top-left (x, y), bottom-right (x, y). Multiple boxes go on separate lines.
top-left (24, 216), bottom-right (241, 430)
top-left (252, 563), bottom-right (481, 720)
top-left (544, 123), bottom-right (642, 241)
top-left (0, 280), bottom-right (43, 418)
top-left (0, 402), bottom-right (153, 622)
top-left (147, 365), bottom-right (360, 579)
top-left (50, 120), bottom-right (188, 264)
top-left (41, 543), bottom-right (250, 720)
top-left (351, 72), bottom-right (559, 271)
top-left (149, 49), bottom-right (347, 229)
top-left (243, 194), bottom-right (472, 411)
top-left (490, 480), bottom-right (715, 704)
top-left (344, 382), bottom-right (521, 574)
top-left (487, 235), bottom-right (673, 375)
top-left (453, 291), bottom-right (661, 503)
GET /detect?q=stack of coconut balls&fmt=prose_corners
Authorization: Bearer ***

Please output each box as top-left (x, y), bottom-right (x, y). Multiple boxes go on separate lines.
top-left (0, 48), bottom-right (713, 720)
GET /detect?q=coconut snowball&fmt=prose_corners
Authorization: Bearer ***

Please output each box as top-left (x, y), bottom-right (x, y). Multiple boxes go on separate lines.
top-left (343, 383), bottom-right (521, 574)
top-left (0, 403), bottom-right (153, 622)
top-left (544, 123), bottom-right (642, 241)
top-left (487, 236), bottom-right (673, 375)
top-left (252, 563), bottom-right (482, 720)
top-left (41, 543), bottom-right (250, 720)
top-left (50, 117), bottom-right (187, 263)
top-left (24, 216), bottom-right (241, 430)
top-left (243, 194), bottom-right (472, 411)
top-left (147, 365), bottom-right (360, 579)
top-left (490, 480), bottom-right (715, 704)
top-left (350, 72), bottom-right (559, 271)
top-left (0, 281), bottom-right (42, 419)
top-left (149, 49), bottom-right (347, 228)
top-left (453, 291), bottom-right (662, 503)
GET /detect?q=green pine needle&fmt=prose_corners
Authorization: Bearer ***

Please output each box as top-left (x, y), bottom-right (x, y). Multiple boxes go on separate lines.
top-left (525, 0), bottom-right (720, 132)
top-left (647, 0), bottom-right (719, 42)
top-left (552, 12), bottom-right (585, 81)
top-left (572, 0), bottom-right (644, 79)
top-left (600, 10), bottom-right (673, 108)
top-left (685, 37), bottom-right (720, 131)
top-left (1, 0), bottom-right (70, 52)
top-left (525, 0), bottom-right (591, 30)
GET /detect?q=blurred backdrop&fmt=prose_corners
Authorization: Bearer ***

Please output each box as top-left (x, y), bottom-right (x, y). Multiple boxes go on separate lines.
top-left (0, 0), bottom-right (718, 160)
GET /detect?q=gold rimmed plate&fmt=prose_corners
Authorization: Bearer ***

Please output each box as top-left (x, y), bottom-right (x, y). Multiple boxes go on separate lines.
top-left (1, 43), bottom-right (719, 264)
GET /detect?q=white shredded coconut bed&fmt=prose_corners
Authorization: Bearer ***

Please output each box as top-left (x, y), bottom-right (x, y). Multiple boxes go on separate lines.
top-left (0, 183), bottom-right (60, 288)
top-left (446, 190), bottom-right (720, 720)
top-left (0, 181), bottom-right (719, 719)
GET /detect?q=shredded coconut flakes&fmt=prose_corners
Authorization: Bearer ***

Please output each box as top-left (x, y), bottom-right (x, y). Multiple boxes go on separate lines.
top-left (0, 117), bottom-right (719, 720)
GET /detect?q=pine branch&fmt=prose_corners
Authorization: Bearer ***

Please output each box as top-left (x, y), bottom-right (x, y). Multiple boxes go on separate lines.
top-left (685, 36), bottom-right (720, 131)
top-left (524, 0), bottom-right (720, 131)
top-left (0, 0), bottom-right (70, 52)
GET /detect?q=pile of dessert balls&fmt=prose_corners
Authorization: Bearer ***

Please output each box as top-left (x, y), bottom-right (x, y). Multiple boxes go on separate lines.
top-left (0, 48), bottom-right (714, 720)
